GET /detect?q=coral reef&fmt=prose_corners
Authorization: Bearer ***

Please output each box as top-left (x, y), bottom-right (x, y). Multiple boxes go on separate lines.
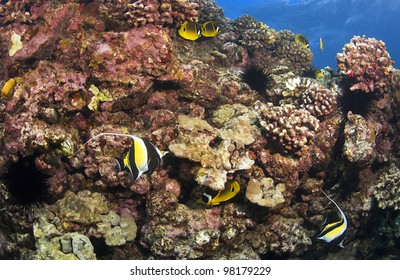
top-left (278, 77), bottom-right (338, 119)
top-left (123, 0), bottom-right (199, 27)
top-left (245, 177), bottom-right (286, 208)
top-left (258, 102), bottom-right (320, 154)
top-left (0, 0), bottom-right (399, 261)
top-left (275, 30), bottom-right (313, 75)
top-left (337, 35), bottom-right (395, 93)
top-left (33, 191), bottom-right (138, 259)
top-left (343, 112), bottom-right (381, 167)
top-left (244, 215), bottom-right (312, 256)
top-left (169, 110), bottom-right (256, 191)
top-left (141, 188), bottom-right (257, 259)
top-left (235, 15), bottom-right (280, 51)
top-left (373, 164), bottom-right (400, 210)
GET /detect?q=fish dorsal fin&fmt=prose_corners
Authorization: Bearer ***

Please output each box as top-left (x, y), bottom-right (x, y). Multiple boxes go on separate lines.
top-left (320, 189), bottom-right (345, 220)
top-left (72, 132), bottom-right (140, 157)
top-left (317, 190), bottom-right (348, 246)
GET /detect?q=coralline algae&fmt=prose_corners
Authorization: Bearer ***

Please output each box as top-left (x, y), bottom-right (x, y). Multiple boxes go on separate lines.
top-left (0, 0), bottom-right (399, 260)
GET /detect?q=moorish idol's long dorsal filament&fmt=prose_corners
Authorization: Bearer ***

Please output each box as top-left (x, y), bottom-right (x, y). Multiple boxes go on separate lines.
top-left (73, 132), bottom-right (168, 181)
top-left (317, 190), bottom-right (348, 248)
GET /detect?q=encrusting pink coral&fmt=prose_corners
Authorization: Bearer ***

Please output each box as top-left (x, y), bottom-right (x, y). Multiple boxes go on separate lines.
top-left (123, 0), bottom-right (199, 27)
top-left (0, 0), bottom-right (399, 260)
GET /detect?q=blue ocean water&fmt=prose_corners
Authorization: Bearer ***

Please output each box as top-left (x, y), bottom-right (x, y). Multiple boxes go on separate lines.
top-left (215, 0), bottom-right (400, 69)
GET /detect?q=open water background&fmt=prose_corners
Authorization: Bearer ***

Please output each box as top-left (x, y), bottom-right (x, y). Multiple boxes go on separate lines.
top-left (215, 0), bottom-right (400, 69)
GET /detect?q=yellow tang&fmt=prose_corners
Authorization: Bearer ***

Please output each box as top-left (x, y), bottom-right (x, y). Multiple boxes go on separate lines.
top-left (295, 34), bottom-right (310, 49)
top-left (320, 37), bottom-right (324, 51)
top-left (200, 21), bottom-right (219, 38)
top-left (178, 21), bottom-right (201, 41)
top-left (197, 180), bottom-right (240, 206)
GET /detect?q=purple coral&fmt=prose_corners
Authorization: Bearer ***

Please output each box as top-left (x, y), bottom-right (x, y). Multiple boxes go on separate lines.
top-left (337, 35), bottom-right (394, 93)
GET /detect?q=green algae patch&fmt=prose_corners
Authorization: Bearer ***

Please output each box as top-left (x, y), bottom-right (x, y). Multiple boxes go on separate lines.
top-left (88, 84), bottom-right (112, 111)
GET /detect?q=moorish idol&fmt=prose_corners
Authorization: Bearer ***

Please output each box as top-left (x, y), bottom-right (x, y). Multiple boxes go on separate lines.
top-left (178, 21), bottom-right (201, 41)
top-left (295, 33), bottom-right (310, 49)
top-left (197, 180), bottom-right (240, 206)
top-left (73, 133), bottom-right (168, 181)
top-left (317, 190), bottom-right (348, 248)
top-left (200, 21), bottom-right (219, 38)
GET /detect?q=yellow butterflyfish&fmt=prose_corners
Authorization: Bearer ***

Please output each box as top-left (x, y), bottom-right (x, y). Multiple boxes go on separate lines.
top-left (178, 21), bottom-right (201, 41)
top-left (197, 180), bottom-right (240, 205)
top-left (200, 21), bottom-right (219, 38)
top-left (295, 33), bottom-right (310, 49)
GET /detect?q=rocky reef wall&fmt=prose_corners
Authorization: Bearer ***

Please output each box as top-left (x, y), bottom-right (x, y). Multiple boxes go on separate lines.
top-left (0, 0), bottom-right (399, 259)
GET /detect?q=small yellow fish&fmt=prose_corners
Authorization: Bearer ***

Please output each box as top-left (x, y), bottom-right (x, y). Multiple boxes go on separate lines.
top-left (317, 190), bottom-right (348, 248)
top-left (314, 69), bottom-right (330, 80)
top-left (319, 37), bottom-right (324, 51)
top-left (295, 33), bottom-right (310, 49)
top-left (197, 180), bottom-right (240, 205)
top-left (201, 21), bottom-right (219, 38)
top-left (178, 21), bottom-right (201, 41)
top-left (1, 78), bottom-right (16, 99)
top-left (314, 69), bottom-right (324, 79)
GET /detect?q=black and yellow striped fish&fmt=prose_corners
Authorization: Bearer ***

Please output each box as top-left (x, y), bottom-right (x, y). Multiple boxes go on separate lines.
top-left (317, 190), bottom-right (348, 248)
top-left (200, 21), bottom-right (219, 38)
top-left (74, 133), bottom-right (168, 180)
top-left (114, 134), bottom-right (167, 180)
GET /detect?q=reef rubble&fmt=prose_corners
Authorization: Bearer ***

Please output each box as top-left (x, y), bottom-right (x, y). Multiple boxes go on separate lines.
top-left (0, 0), bottom-right (399, 260)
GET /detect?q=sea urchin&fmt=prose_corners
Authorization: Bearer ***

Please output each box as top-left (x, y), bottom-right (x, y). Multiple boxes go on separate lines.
top-left (337, 89), bottom-right (376, 117)
top-left (239, 65), bottom-right (272, 97)
top-left (1, 156), bottom-right (51, 210)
